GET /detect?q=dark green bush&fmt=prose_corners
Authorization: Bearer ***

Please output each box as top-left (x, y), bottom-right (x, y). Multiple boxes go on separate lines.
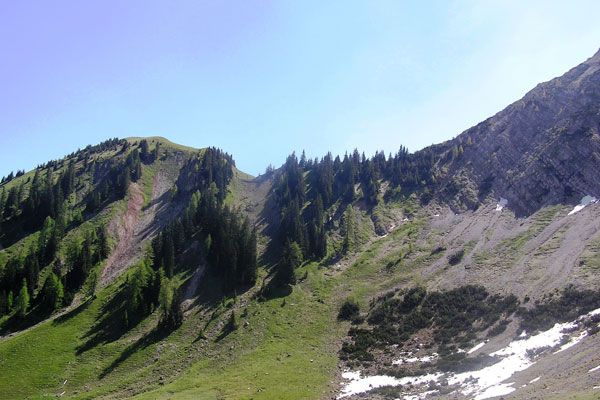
top-left (341, 285), bottom-right (519, 362)
top-left (518, 286), bottom-right (600, 332)
top-left (447, 249), bottom-right (465, 266)
top-left (338, 299), bottom-right (360, 321)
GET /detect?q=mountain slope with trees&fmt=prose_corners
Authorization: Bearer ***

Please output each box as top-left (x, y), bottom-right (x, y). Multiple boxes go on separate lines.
top-left (0, 50), bottom-right (600, 399)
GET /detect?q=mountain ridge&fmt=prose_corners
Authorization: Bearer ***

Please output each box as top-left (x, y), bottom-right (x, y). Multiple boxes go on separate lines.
top-left (1, 50), bottom-right (600, 399)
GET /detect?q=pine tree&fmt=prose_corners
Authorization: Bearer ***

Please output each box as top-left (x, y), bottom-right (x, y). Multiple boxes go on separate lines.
top-left (0, 290), bottom-right (6, 315)
top-left (342, 205), bottom-right (355, 254)
top-left (278, 240), bottom-right (302, 286)
top-left (97, 226), bottom-right (110, 260)
top-left (163, 234), bottom-right (175, 278)
top-left (41, 272), bottom-right (64, 311)
top-left (245, 227), bottom-right (258, 285)
top-left (158, 271), bottom-right (174, 323)
top-left (153, 142), bottom-right (160, 161)
top-left (7, 291), bottom-right (13, 311)
top-left (140, 139), bottom-right (150, 163)
top-left (15, 279), bottom-right (29, 318)
top-left (25, 253), bottom-right (40, 295)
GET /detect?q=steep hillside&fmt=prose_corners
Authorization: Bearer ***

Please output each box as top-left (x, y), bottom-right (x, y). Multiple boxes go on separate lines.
top-left (0, 49), bottom-right (600, 400)
top-left (437, 49), bottom-right (600, 216)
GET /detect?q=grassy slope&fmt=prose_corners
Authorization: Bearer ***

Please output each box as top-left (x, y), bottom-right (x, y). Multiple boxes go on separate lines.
top-left (0, 193), bottom-right (429, 400)
top-left (0, 200), bottom-right (599, 399)
top-left (132, 219), bottom-right (429, 400)
top-left (2, 139), bottom-right (597, 399)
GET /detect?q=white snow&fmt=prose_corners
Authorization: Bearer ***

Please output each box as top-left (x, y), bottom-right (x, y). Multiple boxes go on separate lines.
top-left (519, 330), bottom-right (528, 338)
top-left (554, 331), bottom-right (587, 353)
top-left (467, 341), bottom-right (486, 354)
top-left (337, 371), bottom-right (441, 398)
top-left (341, 371), bottom-right (360, 380)
top-left (338, 307), bottom-right (600, 400)
top-left (568, 195), bottom-right (597, 215)
top-left (473, 383), bottom-right (515, 400)
top-left (589, 308), bottom-right (600, 316)
top-left (529, 376), bottom-right (541, 384)
top-left (589, 365), bottom-right (600, 373)
top-left (495, 198), bottom-right (508, 211)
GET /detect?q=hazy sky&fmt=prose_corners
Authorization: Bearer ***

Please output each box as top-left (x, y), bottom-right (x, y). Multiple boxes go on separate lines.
top-left (1, 1), bottom-right (600, 176)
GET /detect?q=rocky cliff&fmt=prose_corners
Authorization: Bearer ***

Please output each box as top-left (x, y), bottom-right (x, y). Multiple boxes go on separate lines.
top-left (438, 49), bottom-right (600, 216)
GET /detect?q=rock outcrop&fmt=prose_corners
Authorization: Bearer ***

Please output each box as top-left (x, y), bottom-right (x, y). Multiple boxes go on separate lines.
top-left (437, 48), bottom-right (600, 216)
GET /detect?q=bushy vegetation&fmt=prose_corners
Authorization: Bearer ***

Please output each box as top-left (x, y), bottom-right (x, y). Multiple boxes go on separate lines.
top-left (341, 285), bottom-right (519, 363)
top-left (517, 285), bottom-right (600, 333)
top-left (338, 299), bottom-right (360, 321)
top-left (447, 249), bottom-right (465, 266)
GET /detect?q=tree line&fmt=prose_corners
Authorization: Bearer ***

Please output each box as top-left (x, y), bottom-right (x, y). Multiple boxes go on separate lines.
top-left (268, 147), bottom-right (438, 284)
top-left (0, 220), bottom-right (110, 318)
top-left (154, 148), bottom-right (256, 292)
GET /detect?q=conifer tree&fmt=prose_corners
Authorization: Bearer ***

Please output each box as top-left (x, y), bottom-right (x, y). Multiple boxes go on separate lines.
top-left (140, 139), bottom-right (150, 163)
top-left (41, 272), bottom-right (64, 311)
top-left (15, 279), bottom-right (29, 318)
top-left (342, 205), bottom-right (355, 254)
top-left (278, 240), bottom-right (302, 286)
top-left (97, 226), bottom-right (110, 260)
top-left (158, 271), bottom-right (174, 323)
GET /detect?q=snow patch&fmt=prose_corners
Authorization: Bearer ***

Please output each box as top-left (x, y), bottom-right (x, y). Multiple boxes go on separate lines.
top-left (568, 195), bottom-right (597, 215)
top-left (495, 198), bottom-right (508, 211)
top-left (529, 376), bottom-right (541, 384)
top-left (338, 307), bottom-right (600, 400)
top-left (554, 331), bottom-right (587, 353)
top-left (473, 383), bottom-right (515, 400)
top-left (468, 341), bottom-right (487, 354)
top-left (589, 365), bottom-right (600, 373)
top-left (341, 371), bottom-right (360, 380)
top-left (589, 308), bottom-right (600, 316)
top-left (337, 371), bottom-right (441, 398)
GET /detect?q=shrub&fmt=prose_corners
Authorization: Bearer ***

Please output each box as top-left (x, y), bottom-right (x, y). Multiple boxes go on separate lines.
top-left (341, 285), bottom-right (519, 362)
top-left (431, 246), bottom-right (446, 255)
top-left (518, 286), bottom-right (600, 332)
top-left (338, 299), bottom-right (360, 321)
top-left (447, 249), bottom-right (465, 266)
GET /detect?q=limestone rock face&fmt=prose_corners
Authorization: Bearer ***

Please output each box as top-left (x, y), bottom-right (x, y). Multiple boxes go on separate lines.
top-left (437, 49), bottom-right (600, 216)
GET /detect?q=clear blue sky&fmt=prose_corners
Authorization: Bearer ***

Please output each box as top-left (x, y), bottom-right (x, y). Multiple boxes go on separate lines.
top-left (1, 1), bottom-right (600, 177)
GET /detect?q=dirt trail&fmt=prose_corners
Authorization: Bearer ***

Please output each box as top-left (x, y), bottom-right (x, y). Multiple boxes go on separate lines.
top-left (101, 183), bottom-right (145, 284)
top-left (101, 170), bottom-right (175, 285)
